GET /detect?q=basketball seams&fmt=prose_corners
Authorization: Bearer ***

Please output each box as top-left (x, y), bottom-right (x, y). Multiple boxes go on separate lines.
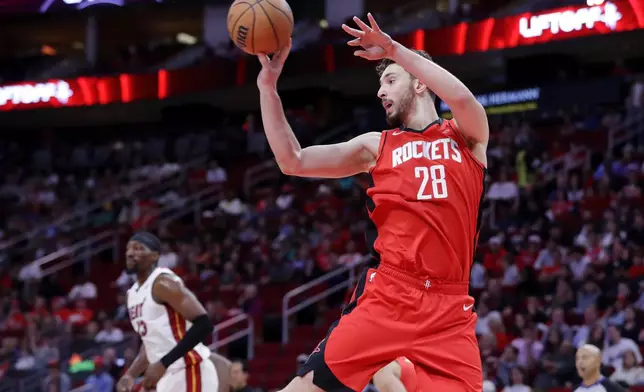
top-left (230, 3), bottom-right (255, 53)
top-left (264, 0), bottom-right (294, 25)
top-left (256, 0), bottom-right (280, 51)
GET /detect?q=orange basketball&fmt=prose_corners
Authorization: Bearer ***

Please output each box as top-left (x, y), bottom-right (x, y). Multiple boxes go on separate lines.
top-left (227, 0), bottom-right (294, 55)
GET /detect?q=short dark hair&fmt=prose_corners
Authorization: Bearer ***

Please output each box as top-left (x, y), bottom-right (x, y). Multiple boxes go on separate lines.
top-left (376, 50), bottom-right (435, 101)
top-left (376, 50), bottom-right (433, 77)
top-left (231, 359), bottom-right (249, 373)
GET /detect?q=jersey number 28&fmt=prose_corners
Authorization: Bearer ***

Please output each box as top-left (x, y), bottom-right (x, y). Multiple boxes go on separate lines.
top-left (415, 165), bottom-right (448, 200)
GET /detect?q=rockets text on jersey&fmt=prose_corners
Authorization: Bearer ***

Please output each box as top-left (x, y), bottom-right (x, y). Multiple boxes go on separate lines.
top-left (366, 118), bottom-right (486, 281)
top-left (127, 268), bottom-right (210, 372)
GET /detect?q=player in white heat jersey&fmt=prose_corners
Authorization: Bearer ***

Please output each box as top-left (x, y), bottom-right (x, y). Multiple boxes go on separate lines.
top-left (117, 232), bottom-right (223, 392)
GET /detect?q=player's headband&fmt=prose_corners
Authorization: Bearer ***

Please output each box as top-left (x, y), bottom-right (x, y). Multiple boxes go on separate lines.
top-left (129, 232), bottom-right (161, 253)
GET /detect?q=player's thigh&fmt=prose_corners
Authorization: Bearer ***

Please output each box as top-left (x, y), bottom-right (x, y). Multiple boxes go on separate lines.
top-left (299, 269), bottom-right (418, 391)
top-left (280, 372), bottom-right (325, 392)
top-left (200, 359), bottom-right (219, 392)
top-left (413, 296), bottom-right (482, 392)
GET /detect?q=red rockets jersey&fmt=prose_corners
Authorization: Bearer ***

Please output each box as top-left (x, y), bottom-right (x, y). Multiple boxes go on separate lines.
top-left (365, 118), bottom-right (486, 282)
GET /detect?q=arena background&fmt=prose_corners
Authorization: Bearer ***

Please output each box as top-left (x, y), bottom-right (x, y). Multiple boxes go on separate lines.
top-left (0, 0), bottom-right (644, 391)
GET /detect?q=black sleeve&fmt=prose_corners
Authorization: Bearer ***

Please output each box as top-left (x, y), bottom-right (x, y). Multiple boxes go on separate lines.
top-left (602, 379), bottom-right (628, 392)
top-left (160, 314), bottom-right (213, 368)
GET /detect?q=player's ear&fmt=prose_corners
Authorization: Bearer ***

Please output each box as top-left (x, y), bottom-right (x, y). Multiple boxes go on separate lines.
top-left (413, 78), bottom-right (428, 95)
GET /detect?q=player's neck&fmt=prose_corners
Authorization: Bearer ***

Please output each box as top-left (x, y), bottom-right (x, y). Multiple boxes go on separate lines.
top-left (137, 266), bottom-right (156, 285)
top-left (582, 372), bottom-right (602, 386)
top-left (403, 99), bottom-right (439, 130)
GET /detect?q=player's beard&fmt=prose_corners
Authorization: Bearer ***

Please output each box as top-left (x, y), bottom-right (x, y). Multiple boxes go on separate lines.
top-left (386, 84), bottom-right (415, 128)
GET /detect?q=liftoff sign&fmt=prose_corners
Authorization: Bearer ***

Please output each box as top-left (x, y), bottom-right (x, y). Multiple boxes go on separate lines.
top-left (519, 1), bottom-right (622, 38)
top-left (0, 80), bottom-right (73, 107)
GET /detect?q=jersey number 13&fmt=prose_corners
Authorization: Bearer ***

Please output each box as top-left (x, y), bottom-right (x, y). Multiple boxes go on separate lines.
top-left (415, 165), bottom-right (448, 200)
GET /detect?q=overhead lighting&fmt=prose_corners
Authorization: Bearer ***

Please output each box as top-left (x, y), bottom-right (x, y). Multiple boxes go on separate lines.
top-left (319, 19), bottom-right (329, 29)
top-left (176, 33), bottom-right (197, 45)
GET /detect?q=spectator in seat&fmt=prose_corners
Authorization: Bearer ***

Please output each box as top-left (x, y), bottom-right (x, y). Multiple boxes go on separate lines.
top-left (475, 301), bottom-right (502, 336)
top-left (68, 300), bottom-right (94, 327)
top-left (483, 236), bottom-right (507, 277)
top-left (511, 325), bottom-right (543, 368)
top-left (230, 359), bottom-right (258, 392)
top-left (603, 325), bottom-right (643, 370)
top-left (157, 243), bottom-right (178, 269)
top-left (95, 319), bottom-right (124, 344)
top-left (620, 306), bottom-right (639, 341)
top-left (576, 280), bottom-right (602, 315)
top-left (574, 305), bottom-right (601, 348)
top-left (218, 190), bottom-right (248, 216)
top-left (206, 161), bottom-right (228, 185)
top-left (67, 276), bottom-right (97, 301)
top-left (84, 356), bottom-right (114, 392)
top-left (503, 367), bottom-right (531, 392)
top-left (496, 345), bottom-right (520, 388)
top-left (42, 361), bottom-right (71, 392)
top-left (487, 168), bottom-right (519, 202)
top-left (610, 349), bottom-right (644, 386)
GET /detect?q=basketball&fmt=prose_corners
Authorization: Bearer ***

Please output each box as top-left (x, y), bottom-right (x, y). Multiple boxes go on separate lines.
top-left (227, 0), bottom-right (294, 55)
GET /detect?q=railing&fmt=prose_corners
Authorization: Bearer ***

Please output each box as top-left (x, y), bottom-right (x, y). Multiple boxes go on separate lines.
top-left (33, 230), bottom-right (118, 278)
top-left (34, 183), bottom-right (217, 278)
top-left (243, 160), bottom-right (279, 197)
top-left (209, 313), bottom-right (255, 360)
top-left (155, 185), bottom-right (223, 228)
top-left (281, 256), bottom-right (369, 345)
top-left (608, 112), bottom-right (644, 152)
top-left (0, 156), bottom-right (207, 258)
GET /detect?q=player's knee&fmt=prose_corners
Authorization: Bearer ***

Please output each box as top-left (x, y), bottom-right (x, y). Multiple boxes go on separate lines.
top-left (373, 361), bottom-right (402, 391)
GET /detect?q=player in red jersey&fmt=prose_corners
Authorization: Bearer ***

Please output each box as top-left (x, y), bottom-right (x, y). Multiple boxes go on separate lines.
top-left (256, 13), bottom-right (487, 392)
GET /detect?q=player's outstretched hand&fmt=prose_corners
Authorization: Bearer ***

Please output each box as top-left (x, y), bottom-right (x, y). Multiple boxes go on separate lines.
top-left (256, 38), bottom-right (292, 89)
top-left (142, 361), bottom-right (166, 390)
top-left (342, 13), bottom-right (394, 61)
top-left (117, 374), bottom-right (135, 392)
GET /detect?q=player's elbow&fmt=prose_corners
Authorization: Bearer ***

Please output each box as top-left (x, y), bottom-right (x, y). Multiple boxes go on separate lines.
top-left (276, 155), bottom-right (302, 176)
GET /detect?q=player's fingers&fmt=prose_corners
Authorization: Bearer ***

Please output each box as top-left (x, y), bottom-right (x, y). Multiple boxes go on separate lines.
top-left (347, 38), bottom-right (361, 46)
top-left (257, 53), bottom-right (270, 67)
top-left (342, 24), bottom-right (364, 38)
top-left (353, 16), bottom-right (372, 32)
top-left (276, 38), bottom-right (292, 63)
top-left (367, 13), bottom-right (381, 31)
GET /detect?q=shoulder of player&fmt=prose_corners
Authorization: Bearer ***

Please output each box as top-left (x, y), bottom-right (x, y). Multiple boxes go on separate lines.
top-left (601, 378), bottom-right (628, 392)
top-left (151, 272), bottom-right (184, 303)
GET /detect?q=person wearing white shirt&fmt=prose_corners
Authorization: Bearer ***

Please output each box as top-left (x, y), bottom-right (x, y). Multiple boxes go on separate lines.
top-left (610, 350), bottom-right (644, 386)
top-left (470, 261), bottom-right (486, 289)
top-left (206, 161), bottom-right (228, 184)
top-left (503, 368), bottom-right (531, 392)
top-left (18, 261), bottom-right (43, 281)
top-left (487, 170), bottom-right (519, 201)
top-left (603, 326), bottom-right (643, 370)
top-left (158, 245), bottom-right (178, 269)
top-left (475, 302), bottom-right (502, 336)
top-left (68, 278), bottom-right (97, 300)
top-left (95, 320), bottom-right (124, 343)
top-left (511, 327), bottom-right (544, 368)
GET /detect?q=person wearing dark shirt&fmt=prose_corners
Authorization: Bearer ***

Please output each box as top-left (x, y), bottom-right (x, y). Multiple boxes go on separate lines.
top-left (574, 344), bottom-right (626, 392)
top-left (230, 360), bottom-right (258, 392)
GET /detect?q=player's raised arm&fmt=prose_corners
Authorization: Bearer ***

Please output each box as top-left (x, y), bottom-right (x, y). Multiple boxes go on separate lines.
top-left (256, 39), bottom-right (381, 178)
top-left (343, 14), bottom-right (488, 161)
top-left (141, 274), bottom-right (214, 389)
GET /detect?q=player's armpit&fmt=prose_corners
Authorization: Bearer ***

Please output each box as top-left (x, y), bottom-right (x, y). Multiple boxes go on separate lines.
top-left (288, 131), bottom-right (381, 178)
top-left (452, 118), bottom-right (488, 168)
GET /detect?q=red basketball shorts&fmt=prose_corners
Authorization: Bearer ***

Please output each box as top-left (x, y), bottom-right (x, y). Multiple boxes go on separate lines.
top-left (297, 265), bottom-right (482, 392)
